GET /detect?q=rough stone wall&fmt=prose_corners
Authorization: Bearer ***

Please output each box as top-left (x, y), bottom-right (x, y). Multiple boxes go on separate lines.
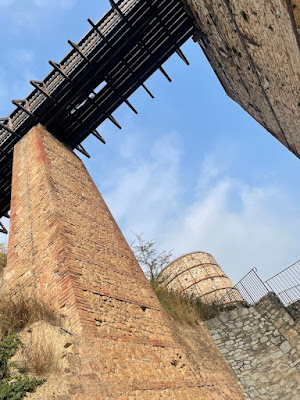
top-left (171, 320), bottom-right (248, 399)
top-left (5, 125), bottom-right (246, 399)
top-left (160, 252), bottom-right (243, 304)
top-left (293, 0), bottom-right (300, 32)
top-left (205, 293), bottom-right (300, 400)
top-left (184, 0), bottom-right (300, 158)
top-left (287, 299), bottom-right (300, 321)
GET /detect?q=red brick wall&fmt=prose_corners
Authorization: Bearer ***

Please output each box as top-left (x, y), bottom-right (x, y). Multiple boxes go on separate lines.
top-left (4, 125), bottom-right (246, 399)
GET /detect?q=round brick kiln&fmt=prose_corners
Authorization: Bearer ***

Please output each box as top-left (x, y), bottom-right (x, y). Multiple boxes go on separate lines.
top-left (159, 252), bottom-right (243, 304)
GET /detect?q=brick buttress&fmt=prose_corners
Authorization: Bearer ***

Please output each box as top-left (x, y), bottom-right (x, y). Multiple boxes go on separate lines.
top-left (4, 125), bottom-right (243, 399)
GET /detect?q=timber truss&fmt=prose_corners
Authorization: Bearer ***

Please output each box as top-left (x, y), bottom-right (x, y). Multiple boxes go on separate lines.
top-left (0, 0), bottom-right (197, 225)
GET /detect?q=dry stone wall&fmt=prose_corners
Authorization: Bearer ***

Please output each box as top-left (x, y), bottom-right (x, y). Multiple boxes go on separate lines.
top-left (184, 0), bottom-right (300, 158)
top-left (205, 293), bottom-right (300, 400)
top-left (287, 299), bottom-right (300, 321)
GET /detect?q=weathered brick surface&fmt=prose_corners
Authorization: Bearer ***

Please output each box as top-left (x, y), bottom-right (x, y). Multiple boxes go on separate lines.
top-left (4, 125), bottom-right (246, 399)
top-left (160, 252), bottom-right (243, 304)
top-left (171, 320), bottom-right (248, 399)
top-left (185, 0), bottom-right (300, 158)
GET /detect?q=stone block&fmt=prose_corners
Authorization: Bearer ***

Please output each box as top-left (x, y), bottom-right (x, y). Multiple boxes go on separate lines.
top-left (280, 341), bottom-right (292, 354)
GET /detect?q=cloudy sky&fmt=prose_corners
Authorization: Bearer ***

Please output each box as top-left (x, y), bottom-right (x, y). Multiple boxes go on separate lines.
top-left (0, 0), bottom-right (299, 283)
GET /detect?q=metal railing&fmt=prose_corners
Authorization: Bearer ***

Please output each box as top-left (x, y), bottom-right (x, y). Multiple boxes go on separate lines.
top-left (265, 260), bottom-right (300, 306)
top-left (218, 260), bottom-right (300, 307)
top-left (217, 268), bottom-right (269, 306)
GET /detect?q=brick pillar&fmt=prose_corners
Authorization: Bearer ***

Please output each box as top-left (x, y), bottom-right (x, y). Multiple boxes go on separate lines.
top-left (4, 125), bottom-right (232, 399)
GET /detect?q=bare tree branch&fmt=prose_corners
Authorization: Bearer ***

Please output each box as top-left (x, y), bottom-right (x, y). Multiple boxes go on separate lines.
top-left (131, 233), bottom-right (172, 284)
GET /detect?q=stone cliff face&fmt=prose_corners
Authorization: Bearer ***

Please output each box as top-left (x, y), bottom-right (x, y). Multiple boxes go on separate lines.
top-left (184, 0), bottom-right (300, 158)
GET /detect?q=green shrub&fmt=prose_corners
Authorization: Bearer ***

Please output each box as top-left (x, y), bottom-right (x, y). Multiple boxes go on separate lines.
top-left (0, 334), bottom-right (44, 399)
top-left (0, 375), bottom-right (44, 400)
top-left (0, 335), bottom-right (20, 380)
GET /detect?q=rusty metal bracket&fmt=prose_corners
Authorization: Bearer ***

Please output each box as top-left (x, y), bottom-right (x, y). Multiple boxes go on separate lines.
top-left (12, 100), bottom-right (38, 121)
top-left (108, 115), bottom-right (122, 130)
top-left (0, 121), bottom-right (20, 138)
top-left (75, 144), bottom-right (91, 158)
top-left (68, 40), bottom-right (92, 64)
top-left (109, 0), bottom-right (124, 17)
top-left (49, 60), bottom-right (73, 83)
top-left (0, 221), bottom-right (7, 234)
top-left (92, 130), bottom-right (106, 144)
top-left (30, 80), bottom-right (56, 102)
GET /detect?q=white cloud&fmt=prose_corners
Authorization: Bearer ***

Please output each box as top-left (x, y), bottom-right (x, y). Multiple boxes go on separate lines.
top-left (100, 134), bottom-right (300, 284)
top-left (102, 133), bottom-right (182, 240)
top-left (165, 177), bottom-right (299, 282)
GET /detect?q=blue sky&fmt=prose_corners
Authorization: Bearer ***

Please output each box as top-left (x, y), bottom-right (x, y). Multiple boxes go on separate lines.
top-left (0, 0), bottom-right (299, 282)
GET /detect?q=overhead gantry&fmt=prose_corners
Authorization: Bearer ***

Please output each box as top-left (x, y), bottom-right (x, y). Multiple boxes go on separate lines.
top-left (0, 0), bottom-right (197, 223)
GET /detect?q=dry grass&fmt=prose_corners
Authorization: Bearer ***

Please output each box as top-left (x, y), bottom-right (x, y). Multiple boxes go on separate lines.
top-left (0, 295), bottom-right (60, 336)
top-left (153, 284), bottom-right (233, 325)
top-left (21, 331), bottom-right (59, 376)
top-left (154, 285), bottom-right (200, 325)
top-left (0, 243), bottom-right (7, 270)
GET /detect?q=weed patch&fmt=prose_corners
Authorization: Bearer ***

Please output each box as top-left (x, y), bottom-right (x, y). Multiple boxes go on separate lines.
top-left (0, 296), bottom-right (62, 397)
top-left (153, 284), bottom-right (237, 325)
top-left (21, 331), bottom-right (59, 376)
top-left (0, 296), bottom-right (60, 336)
top-left (0, 334), bottom-right (44, 399)
top-left (0, 244), bottom-right (7, 270)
